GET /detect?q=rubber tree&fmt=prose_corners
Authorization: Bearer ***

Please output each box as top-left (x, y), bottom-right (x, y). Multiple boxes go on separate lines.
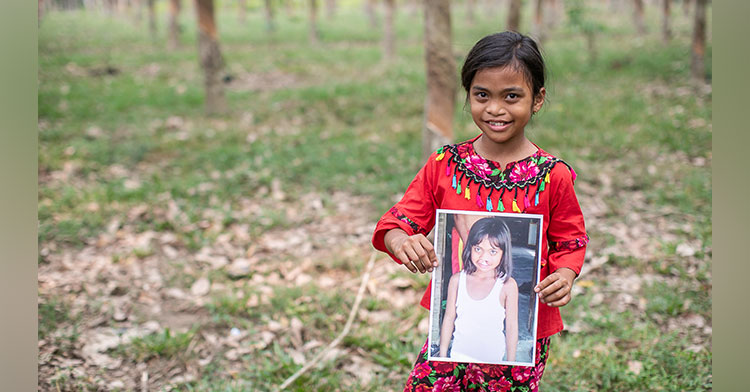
top-left (507, 0), bottom-right (522, 32)
top-left (195, 0), bottom-right (227, 114)
top-left (308, 0), bottom-right (320, 44)
top-left (422, 0), bottom-right (455, 161)
top-left (690, 0), bottom-right (707, 83)
top-left (632, 0), bottom-right (646, 35)
top-left (661, 0), bottom-right (672, 42)
top-left (383, 0), bottom-right (396, 62)
top-left (167, 0), bottom-right (181, 50)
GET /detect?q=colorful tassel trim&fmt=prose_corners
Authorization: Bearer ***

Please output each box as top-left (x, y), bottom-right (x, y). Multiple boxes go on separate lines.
top-left (486, 196), bottom-right (493, 212)
top-left (512, 199), bottom-right (521, 213)
top-left (445, 162), bottom-right (451, 176)
top-left (523, 193), bottom-right (531, 209)
top-left (464, 186), bottom-right (471, 200)
top-left (545, 172), bottom-right (550, 183)
top-left (436, 152), bottom-right (445, 161)
top-left (476, 192), bottom-right (484, 208)
top-left (452, 174), bottom-right (457, 189)
top-left (535, 191), bottom-right (540, 206)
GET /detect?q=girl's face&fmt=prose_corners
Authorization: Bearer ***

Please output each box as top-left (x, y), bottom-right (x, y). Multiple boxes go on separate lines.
top-left (470, 237), bottom-right (503, 272)
top-left (469, 66), bottom-right (545, 147)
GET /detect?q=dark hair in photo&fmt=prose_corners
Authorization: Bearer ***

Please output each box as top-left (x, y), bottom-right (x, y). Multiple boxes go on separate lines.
top-left (461, 217), bottom-right (513, 280)
top-left (460, 31), bottom-right (546, 98)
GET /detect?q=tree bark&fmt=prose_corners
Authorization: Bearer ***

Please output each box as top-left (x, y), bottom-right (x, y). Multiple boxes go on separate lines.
top-left (238, 0), bottom-right (246, 24)
top-left (532, 0), bottom-right (546, 44)
top-left (507, 0), bottom-right (522, 32)
top-left (195, 0), bottom-right (227, 114)
top-left (308, 0), bottom-right (320, 44)
top-left (683, 0), bottom-right (692, 16)
top-left (690, 0), bottom-right (706, 82)
top-left (325, 0), bottom-right (337, 19)
top-left (147, 0), bottom-right (157, 39)
top-left (167, 0), bottom-right (181, 50)
top-left (383, 0), bottom-right (396, 62)
top-left (466, 0), bottom-right (475, 23)
top-left (422, 0), bottom-right (455, 161)
top-left (38, 0), bottom-right (44, 26)
top-left (264, 0), bottom-right (276, 32)
top-left (632, 0), bottom-right (646, 35)
top-left (661, 0), bottom-right (671, 42)
top-left (365, 0), bottom-right (378, 28)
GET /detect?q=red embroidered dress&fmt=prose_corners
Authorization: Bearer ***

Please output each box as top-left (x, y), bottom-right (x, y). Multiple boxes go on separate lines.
top-left (372, 135), bottom-right (588, 339)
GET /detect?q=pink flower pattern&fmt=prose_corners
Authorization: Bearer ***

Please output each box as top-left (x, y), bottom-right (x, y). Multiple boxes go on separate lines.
top-left (509, 160), bottom-right (541, 183)
top-left (455, 141), bottom-right (550, 187)
top-left (403, 338), bottom-right (550, 392)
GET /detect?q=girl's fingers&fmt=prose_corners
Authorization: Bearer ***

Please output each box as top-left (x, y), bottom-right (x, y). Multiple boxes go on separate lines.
top-left (545, 293), bottom-right (571, 307)
top-left (420, 237), bottom-right (438, 266)
top-left (404, 248), bottom-right (427, 273)
top-left (395, 250), bottom-right (418, 273)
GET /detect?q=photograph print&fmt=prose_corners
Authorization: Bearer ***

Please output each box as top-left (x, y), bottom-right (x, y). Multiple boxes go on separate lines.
top-left (428, 209), bottom-right (543, 367)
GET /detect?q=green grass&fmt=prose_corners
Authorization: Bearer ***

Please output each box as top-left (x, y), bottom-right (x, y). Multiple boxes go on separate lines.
top-left (39, 2), bottom-right (711, 391)
top-left (118, 327), bottom-right (197, 362)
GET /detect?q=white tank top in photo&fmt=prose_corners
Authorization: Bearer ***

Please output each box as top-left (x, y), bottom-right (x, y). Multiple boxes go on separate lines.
top-left (450, 271), bottom-right (506, 363)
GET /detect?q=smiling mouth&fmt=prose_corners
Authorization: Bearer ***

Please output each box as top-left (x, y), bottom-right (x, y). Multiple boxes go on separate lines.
top-left (487, 121), bottom-right (509, 126)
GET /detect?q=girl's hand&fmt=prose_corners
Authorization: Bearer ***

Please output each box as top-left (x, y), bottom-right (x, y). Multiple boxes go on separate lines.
top-left (384, 229), bottom-right (438, 274)
top-left (534, 267), bottom-right (577, 307)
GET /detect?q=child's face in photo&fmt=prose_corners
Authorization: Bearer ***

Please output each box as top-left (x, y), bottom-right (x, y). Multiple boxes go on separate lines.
top-left (470, 237), bottom-right (503, 272)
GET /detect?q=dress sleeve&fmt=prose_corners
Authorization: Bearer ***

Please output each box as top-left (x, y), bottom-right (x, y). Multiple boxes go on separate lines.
top-left (372, 153), bottom-right (439, 264)
top-left (546, 163), bottom-right (589, 275)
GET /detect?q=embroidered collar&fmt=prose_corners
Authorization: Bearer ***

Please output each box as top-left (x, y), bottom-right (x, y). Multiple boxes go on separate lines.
top-left (443, 137), bottom-right (560, 191)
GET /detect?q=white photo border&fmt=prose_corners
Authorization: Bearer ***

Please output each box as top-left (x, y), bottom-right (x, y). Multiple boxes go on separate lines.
top-left (427, 209), bottom-right (544, 367)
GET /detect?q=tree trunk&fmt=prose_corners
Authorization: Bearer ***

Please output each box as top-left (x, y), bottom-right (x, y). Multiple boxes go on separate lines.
top-left (507, 0), bottom-right (522, 32)
top-left (38, 0), bottom-right (44, 26)
top-left (690, 0), bottom-right (706, 83)
top-left (238, 0), bottom-right (246, 24)
top-left (264, 0), bottom-right (276, 32)
top-left (532, 0), bottom-right (546, 44)
top-left (308, 0), bottom-right (320, 44)
top-left (325, 0), bottom-right (337, 19)
top-left (383, 0), bottom-right (396, 62)
top-left (195, 0), bottom-right (227, 114)
top-left (167, 0), bottom-right (181, 50)
top-left (633, 0), bottom-right (646, 35)
top-left (422, 0), bottom-right (455, 161)
top-left (547, 0), bottom-right (561, 28)
top-left (466, 0), bottom-right (475, 23)
top-left (147, 0), bottom-right (157, 39)
top-left (365, 0), bottom-right (378, 28)
top-left (661, 0), bottom-right (671, 42)
top-left (283, 0), bottom-right (295, 18)
top-left (683, 0), bottom-right (692, 16)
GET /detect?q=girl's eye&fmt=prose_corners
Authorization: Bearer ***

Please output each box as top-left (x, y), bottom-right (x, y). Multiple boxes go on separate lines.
top-left (507, 93), bottom-right (518, 100)
top-left (475, 92), bottom-right (488, 99)
top-left (474, 246), bottom-right (481, 252)
top-left (490, 250), bottom-right (497, 255)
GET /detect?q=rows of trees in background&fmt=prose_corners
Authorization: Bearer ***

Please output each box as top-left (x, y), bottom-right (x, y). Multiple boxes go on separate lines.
top-left (39, 0), bottom-right (711, 152)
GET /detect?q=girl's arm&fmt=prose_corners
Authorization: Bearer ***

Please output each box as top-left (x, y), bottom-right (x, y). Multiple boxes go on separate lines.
top-left (384, 228), bottom-right (437, 274)
top-left (439, 274), bottom-right (460, 357)
top-left (503, 277), bottom-right (519, 362)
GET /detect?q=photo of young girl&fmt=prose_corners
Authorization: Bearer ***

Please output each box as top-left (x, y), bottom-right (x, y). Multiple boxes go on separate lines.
top-left (428, 210), bottom-right (542, 366)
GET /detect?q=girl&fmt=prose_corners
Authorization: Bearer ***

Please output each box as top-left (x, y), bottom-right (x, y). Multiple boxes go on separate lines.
top-left (372, 31), bottom-right (588, 391)
top-left (438, 217), bottom-right (518, 364)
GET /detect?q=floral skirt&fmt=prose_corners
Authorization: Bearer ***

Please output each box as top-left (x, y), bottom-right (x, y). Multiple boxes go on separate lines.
top-left (403, 337), bottom-right (551, 392)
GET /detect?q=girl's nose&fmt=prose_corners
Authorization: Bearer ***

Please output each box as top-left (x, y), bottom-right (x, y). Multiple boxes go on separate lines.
top-left (486, 100), bottom-right (505, 115)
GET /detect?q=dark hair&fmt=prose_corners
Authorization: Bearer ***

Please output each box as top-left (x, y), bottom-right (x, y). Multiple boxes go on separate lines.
top-left (461, 217), bottom-right (513, 281)
top-left (461, 31), bottom-right (546, 98)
